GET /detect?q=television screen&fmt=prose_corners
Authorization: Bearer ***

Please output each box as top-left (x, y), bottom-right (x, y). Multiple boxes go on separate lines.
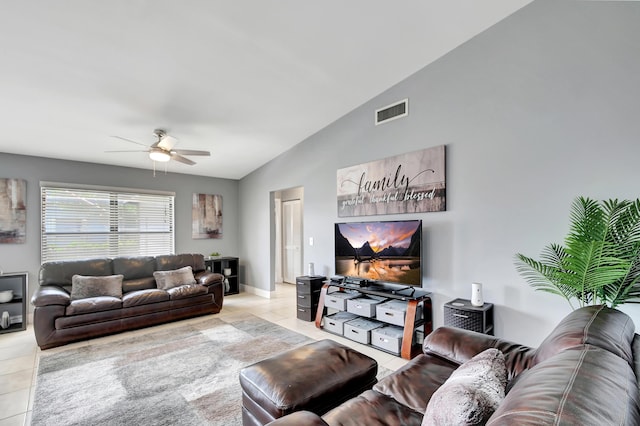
top-left (335, 219), bottom-right (422, 287)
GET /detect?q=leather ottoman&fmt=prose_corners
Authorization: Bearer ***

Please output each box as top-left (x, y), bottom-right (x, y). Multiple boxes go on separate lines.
top-left (239, 339), bottom-right (378, 426)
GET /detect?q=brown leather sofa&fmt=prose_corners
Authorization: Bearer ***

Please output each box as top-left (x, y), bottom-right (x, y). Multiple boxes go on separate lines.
top-left (267, 305), bottom-right (640, 425)
top-left (31, 253), bottom-right (224, 349)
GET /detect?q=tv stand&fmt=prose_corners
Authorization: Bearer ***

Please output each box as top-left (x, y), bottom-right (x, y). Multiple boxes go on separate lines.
top-left (315, 281), bottom-right (433, 359)
top-left (388, 285), bottom-right (413, 295)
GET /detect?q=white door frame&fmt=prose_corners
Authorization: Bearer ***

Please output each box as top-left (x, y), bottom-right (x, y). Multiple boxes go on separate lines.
top-left (282, 199), bottom-right (302, 283)
top-left (270, 187), bottom-right (304, 289)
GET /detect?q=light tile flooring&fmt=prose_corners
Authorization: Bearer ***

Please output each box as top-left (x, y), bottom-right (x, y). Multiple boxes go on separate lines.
top-left (0, 283), bottom-right (409, 426)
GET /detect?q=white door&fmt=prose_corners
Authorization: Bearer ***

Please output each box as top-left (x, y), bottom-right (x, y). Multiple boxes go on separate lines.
top-left (282, 199), bottom-right (302, 283)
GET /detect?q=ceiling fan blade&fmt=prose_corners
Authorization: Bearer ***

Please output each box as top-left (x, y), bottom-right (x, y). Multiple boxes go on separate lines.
top-left (171, 149), bottom-right (210, 156)
top-left (158, 135), bottom-right (178, 150)
top-left (171, 153), bottom-right (196, 165)
top-left (110, 136), bottom-right (149, 147)
top-left (105, 150), bottom-right (149, 153)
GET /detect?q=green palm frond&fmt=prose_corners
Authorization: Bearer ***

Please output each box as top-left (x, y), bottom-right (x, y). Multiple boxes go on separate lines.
top-left (515, 248), bottom-right (577, 309)
top-left (602, 247), bottom-right (640, 307)
top-left (515, 196), bottom-right (640, 309)
top-left (567, 197), bottom-right (605, 244)
top-left (606, 199), bottom-right (640, 255)
top-left (538, 243), bottom-right (567, 270)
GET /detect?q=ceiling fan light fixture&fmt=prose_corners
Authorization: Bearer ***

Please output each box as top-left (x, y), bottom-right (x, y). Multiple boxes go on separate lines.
top-left (109, 129), bottom-right (209, 170)
top-left (149, 148), bottom-right (171, 162)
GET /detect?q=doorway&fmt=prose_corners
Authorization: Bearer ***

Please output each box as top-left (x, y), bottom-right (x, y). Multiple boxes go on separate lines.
top-left (282, 199), bottom-right (302, 283)
top-left (271, 187), bottom-right (304, 286)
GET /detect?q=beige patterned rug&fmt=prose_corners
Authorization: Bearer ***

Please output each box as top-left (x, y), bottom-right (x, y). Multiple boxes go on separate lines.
top-left (32, 315), bottom-right (315, 426)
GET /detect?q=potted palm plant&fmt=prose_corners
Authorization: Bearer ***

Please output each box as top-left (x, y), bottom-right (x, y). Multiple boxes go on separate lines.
top-left (515, 196), bottom-right (640, 309)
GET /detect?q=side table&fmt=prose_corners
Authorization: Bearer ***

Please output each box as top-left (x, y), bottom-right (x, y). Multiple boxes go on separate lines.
top-left (444, 298), bottom-right (494, 335)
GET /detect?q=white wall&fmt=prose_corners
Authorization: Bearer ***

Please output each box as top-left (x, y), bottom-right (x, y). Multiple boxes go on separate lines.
top-left (239, 1), bottom-right (640, 347)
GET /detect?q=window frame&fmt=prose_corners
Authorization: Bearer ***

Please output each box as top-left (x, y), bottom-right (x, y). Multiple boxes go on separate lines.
top-left (40, 181), bottom-right (175, 262)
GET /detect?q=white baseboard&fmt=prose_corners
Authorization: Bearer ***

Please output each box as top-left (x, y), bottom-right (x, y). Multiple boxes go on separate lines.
top-left (239, 284), bottom-right (274, 299)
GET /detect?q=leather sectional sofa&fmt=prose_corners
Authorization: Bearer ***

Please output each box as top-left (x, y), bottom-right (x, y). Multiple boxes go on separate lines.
top-left (31, 253), bottom-right (224, 349)
top-left (267, 305), bottom-right (640, 425)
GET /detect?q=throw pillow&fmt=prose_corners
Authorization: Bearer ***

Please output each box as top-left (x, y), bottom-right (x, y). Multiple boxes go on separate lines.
top-left (153, 266), bottom-right (196, 290)
top-left (422, 348), bottom-right (507, 426)
top-left (70, 274), bottom-right (124, 300)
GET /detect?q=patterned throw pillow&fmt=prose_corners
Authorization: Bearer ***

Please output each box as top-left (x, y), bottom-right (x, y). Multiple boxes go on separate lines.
top-left (153, 266), bottom-right (196, 290)
top-left (423, 348), bottom-right (507, 425)
top-left (70, 274), bottom-right (124, 300)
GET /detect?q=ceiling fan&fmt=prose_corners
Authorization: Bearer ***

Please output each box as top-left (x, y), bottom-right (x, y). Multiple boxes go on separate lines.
top-left (107, 129), bottom-right (210, 166)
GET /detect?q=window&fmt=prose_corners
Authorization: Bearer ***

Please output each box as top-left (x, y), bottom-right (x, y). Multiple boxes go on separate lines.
top-left (41, 182), bottom-right (175, 262)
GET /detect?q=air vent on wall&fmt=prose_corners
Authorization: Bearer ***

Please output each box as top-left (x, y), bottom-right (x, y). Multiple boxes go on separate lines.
top-left (375, 98), bottom-right (408, 125)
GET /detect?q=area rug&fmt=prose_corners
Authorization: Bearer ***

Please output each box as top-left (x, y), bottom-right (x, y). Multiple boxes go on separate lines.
top-left (32, 315), bottom-right (317, 426)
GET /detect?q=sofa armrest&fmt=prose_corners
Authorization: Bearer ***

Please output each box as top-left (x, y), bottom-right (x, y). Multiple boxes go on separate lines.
top-left (266, 411), bottom-right (329, 426)
top-left (194, 271), bottom-right (224, 310)
top-left (424, 326), bottom-right (535, 378)
top-left (31, 285), bottom-right (71, 307)
top-left (194, 271), bottom-right (224, 286)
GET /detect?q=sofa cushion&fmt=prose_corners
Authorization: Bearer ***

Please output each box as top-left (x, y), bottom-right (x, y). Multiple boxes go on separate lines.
top-left (166, 284), bottom-right (207, 300)
top-left (153, 266), bottom-right (196, 290)
top-left (122, 289), bottom-right (170, 307)
top-left (322, 390), bottom-right (423, 426)
top-left (423, 326), bottom-right (536, 380)
top-left (374, 353), bottom-right (458, 413)
top-left (487, 345), bottom-right (640, 425)
top-left (423, 348), bottom-right (506, 426)
top-left (65, 296), bottom-right (123, 315)
top-left (112, 256), bottom-right (155, 280)
top-left (122, 277), bottom-right (157, 293)
top-left (155, 253), bottom-right (205, 272)
top-left (40, 258), bottom-right (113, 287)
top-left (632, 334), bottom-right (640, 382)
top-left (70, 274), bottom-right (124, 300)
top-left (263, 410), bottom-right (329, 426)
top-left (534, 305), bottom-right (636, 366)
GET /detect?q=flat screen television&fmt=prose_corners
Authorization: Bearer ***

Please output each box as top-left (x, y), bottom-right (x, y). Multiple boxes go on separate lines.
top-left (334, 219), bottom-right (422, 287)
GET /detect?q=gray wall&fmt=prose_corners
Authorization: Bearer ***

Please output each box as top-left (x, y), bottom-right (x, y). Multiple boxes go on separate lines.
top-left (239, 1), bottom-right (640, 346)
top-left (0, 152), bottom-right (239, 308)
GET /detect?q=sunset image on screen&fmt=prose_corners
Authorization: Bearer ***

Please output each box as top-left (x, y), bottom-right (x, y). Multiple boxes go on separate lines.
top-left (334, 220), bottom-right (422, 286)
top-left (340, 222), bottom-right (418, 253)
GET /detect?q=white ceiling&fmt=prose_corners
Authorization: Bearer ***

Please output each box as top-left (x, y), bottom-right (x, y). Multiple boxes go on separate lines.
top-left (0, 1), bottom-right (532, 179)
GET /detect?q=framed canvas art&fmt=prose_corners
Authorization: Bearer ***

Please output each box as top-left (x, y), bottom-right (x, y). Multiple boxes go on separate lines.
top-left (337, 145), bottom-right (446, 217)
top-left (192, 193), bottom-right (222, 239)
top-left (0, 178), bottom-right (26, 244)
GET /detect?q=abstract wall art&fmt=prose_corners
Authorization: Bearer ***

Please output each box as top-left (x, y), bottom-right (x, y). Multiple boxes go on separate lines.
top-left (0, 178), bottom-right (26, 243)
top-left (192, 193), bottom-right (223, 239)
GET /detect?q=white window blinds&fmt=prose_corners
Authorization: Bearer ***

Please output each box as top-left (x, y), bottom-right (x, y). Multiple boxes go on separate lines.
top-left (41, 183), bottom-right (175, 262)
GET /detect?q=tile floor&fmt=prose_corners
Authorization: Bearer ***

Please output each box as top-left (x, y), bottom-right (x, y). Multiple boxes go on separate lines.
top-left (0, 283), bottom-right (409, 426)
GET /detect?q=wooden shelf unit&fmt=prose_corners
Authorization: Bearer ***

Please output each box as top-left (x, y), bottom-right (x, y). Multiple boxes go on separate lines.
top-left (204, 257), bottom-right (239, 295)
top-left (0, 272), bottom-right (28, 334)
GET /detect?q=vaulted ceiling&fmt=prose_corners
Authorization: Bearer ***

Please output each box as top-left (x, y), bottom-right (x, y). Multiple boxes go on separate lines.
top-left (0, 1), bottom-right (532, 179)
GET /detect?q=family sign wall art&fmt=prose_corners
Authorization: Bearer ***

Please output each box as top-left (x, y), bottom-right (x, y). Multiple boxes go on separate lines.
top-left (337, 145), bottom-right (446, 217)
